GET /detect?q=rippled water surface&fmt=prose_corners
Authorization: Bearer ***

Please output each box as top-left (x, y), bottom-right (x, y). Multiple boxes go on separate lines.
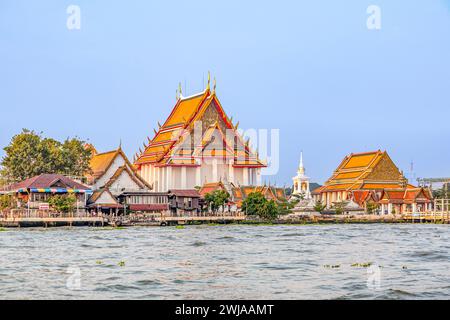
top-left (1, 224), bottom-right (449, 299)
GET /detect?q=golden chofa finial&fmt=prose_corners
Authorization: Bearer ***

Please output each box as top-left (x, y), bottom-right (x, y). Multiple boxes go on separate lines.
top-left (213, 77), bottom-right (216, 93)
top-left (178, 82), bottom-right (183, 97)
top-left (206, 71), bottom-right (211, 91)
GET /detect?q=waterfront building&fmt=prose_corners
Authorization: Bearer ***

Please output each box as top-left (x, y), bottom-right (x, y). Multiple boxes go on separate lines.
top-left (312, 150), bottom-right (433, 213)
top-left (292, 152), bottom-right (311, 199)
top-left (378, 187), bottom-right (432, 214)
top-left (231, 185), bottom-right (287, 209)
top-left (167, 189), bottom-right (201, 215)
top-left (134, 76), bottom-right (266, 192)
top-left (86, 146), bottom-right (153, 213)
top-left (0, 174), bottom-right (90, 212)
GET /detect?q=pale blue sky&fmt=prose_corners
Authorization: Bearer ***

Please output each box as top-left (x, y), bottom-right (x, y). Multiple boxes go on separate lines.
top-left (1, 1), bottom-right (449, 185)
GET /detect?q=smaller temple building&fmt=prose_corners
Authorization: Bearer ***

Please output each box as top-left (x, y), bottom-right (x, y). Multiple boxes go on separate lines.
top-left (86, 146), bottom-right (153, 213)
top-left (312, 150), bottom-right (433, 214)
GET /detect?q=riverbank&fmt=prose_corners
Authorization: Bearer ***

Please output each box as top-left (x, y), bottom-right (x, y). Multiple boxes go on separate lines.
top-left (2, 213), bottom-right (449, 228)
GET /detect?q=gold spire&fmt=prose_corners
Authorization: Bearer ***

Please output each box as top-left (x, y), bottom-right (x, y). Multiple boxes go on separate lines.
top-left (206, 71), bottom-right (211, 91)
top-left (178, 82), bottom-right (182, 96)
top-left (213, 77), bottom-right (216, 93)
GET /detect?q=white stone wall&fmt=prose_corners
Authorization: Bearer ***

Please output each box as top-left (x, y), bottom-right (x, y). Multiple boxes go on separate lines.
top-left (93, 155), bottom-right (126, 189)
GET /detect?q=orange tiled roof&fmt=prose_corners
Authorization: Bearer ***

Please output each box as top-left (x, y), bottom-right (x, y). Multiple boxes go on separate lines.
top-left (317, 150), bottom-right (409, 194)
top-left (361, 183), bottom-right (403, 190)
top-left (135, 88), bottom-right (265, 169)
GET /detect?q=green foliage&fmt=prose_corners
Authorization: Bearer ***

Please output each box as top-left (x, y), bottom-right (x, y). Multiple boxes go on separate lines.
top-left (366, 202), bottom-right (379, 214)
top-left (0, 194), bottom-right (13, 210)
top-left (204, 189), bottom-right (230, 213)
top-left (313, 200), bottom-right (326, 213)
top-left (277, 199), bottom-right (293, 215)
top-left (242, 192), bottom-right (267, 215)
top-left (1, 129), bottom-right (92, 182)
top-left (332, 201), bottom-right (346, 215)
top-left (433, 185), bottom-right (449, 199)
top-left (48, 194), bottom-right (77, 213)
top-left (242, 192), bottom-right (279, 220)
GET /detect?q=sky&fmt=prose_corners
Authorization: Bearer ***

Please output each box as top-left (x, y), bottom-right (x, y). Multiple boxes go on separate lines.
top-left (1, 0), bottom-right (450, 186)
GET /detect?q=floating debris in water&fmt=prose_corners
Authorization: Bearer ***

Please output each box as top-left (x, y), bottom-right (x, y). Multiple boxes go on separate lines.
top-left (402, 265), bottom-right (408, 270)
top-left (323, 264), bottom-right (341, 269)
top-left (351, 262), bottom-right (373, 268)
top-left (118, 261), bottom-right (126, 267)
top-left (96, 260), bottom-right (103, 265)
top-left (176, 225), bottom-right (185, 229)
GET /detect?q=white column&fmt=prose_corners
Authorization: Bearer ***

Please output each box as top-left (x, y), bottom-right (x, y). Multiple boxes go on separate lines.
top-left (243, 167), bottom-right (249, 185)
top-left (256, 169), bottom-right (262, 186)
top-left (228, 162), bottom-right (234, 183)
top-left (167, 166), bottom-right (172, 190)
top-left (196, 166), bottom-right (201, 187)
top-left (181, 166), bottom-right (187, 189)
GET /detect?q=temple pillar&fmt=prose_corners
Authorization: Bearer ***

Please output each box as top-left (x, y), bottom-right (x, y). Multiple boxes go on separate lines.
top-left (181, 166), bottom-right (187, 189)
top-left (167, 166), bottom-right (172, 190)
top-left (243, 167), bottom-right (249, 185)
top-left (196, 166), bottom-right (201, 187)
top-left (228, 162), bottom-right (234, 184)
top-left (256, 169), bottom-right (262, 186)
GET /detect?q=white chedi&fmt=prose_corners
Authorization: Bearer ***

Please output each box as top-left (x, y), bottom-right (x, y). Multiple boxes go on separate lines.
top-left (292, 152), bottom-right (311, 199)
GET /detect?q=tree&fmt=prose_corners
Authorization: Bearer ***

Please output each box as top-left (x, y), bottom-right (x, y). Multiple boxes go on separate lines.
top-left (366, 202), bottom-right (379, 215)
top-left (1, 129), bottom-right (92, 182)
top-left (260, 200), bottom-right (279, 220)
top-left (332, 201), bottom-right (346, 215)
top-left (0, 194), bottom-right (13, 210)
top-left (205, 190), bottom-right (230, 213)
top-left (48, 194), bottom-right (77, 213)
top-left (242, 192), bottom-right (279, 220)
top-left (313, 200), bottom-right (326, 213)
top-left (242, 192), bottom-right (267, 216)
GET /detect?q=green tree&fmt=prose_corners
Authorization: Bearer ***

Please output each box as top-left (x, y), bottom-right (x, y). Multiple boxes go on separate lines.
top-left (332, 201), bottom-right (346, 215)
top-left (205, 190), bottom-right (230, 213)
top-left (48, 194), bottom-right (77, 213)
top-left (260, 200), bottom-right (279, 220)
top-left (242, 192), bottom-right (279, 220)
top-left (366, 202), bottom-right (379, 214)
top-left (0, 194), bottom-right (13, 210)
top-left (1, 129), bottom-right (92, 182)
top-left (313, 200), bottom-right (326, 213)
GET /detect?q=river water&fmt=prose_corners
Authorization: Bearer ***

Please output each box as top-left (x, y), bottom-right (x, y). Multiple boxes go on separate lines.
top-left (0, 224), bottom-right (449, 300)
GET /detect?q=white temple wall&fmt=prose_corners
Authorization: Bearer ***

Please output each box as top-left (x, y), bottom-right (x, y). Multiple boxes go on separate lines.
top-left (93, 155), bottom-right (125, 189)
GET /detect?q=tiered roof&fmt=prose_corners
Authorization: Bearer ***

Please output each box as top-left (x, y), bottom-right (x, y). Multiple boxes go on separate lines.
top-left (135, 86), bottom-right (265, 169)
top-left (86, 146), bottom-right (152, 208)
top-left (319, 150), bottom-right (409, 193)
top-left (379, 188), bottom-right (432, 204)
top-left (87, 147), bottom-right (151, 189)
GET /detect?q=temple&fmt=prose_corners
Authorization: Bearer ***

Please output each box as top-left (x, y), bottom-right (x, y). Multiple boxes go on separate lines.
top-left (86, 146), bottom-right (153, 213)
top-left (312, 150), bottom-right (432, 213)
top-left (135, 75), bottom-right (266, 192)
